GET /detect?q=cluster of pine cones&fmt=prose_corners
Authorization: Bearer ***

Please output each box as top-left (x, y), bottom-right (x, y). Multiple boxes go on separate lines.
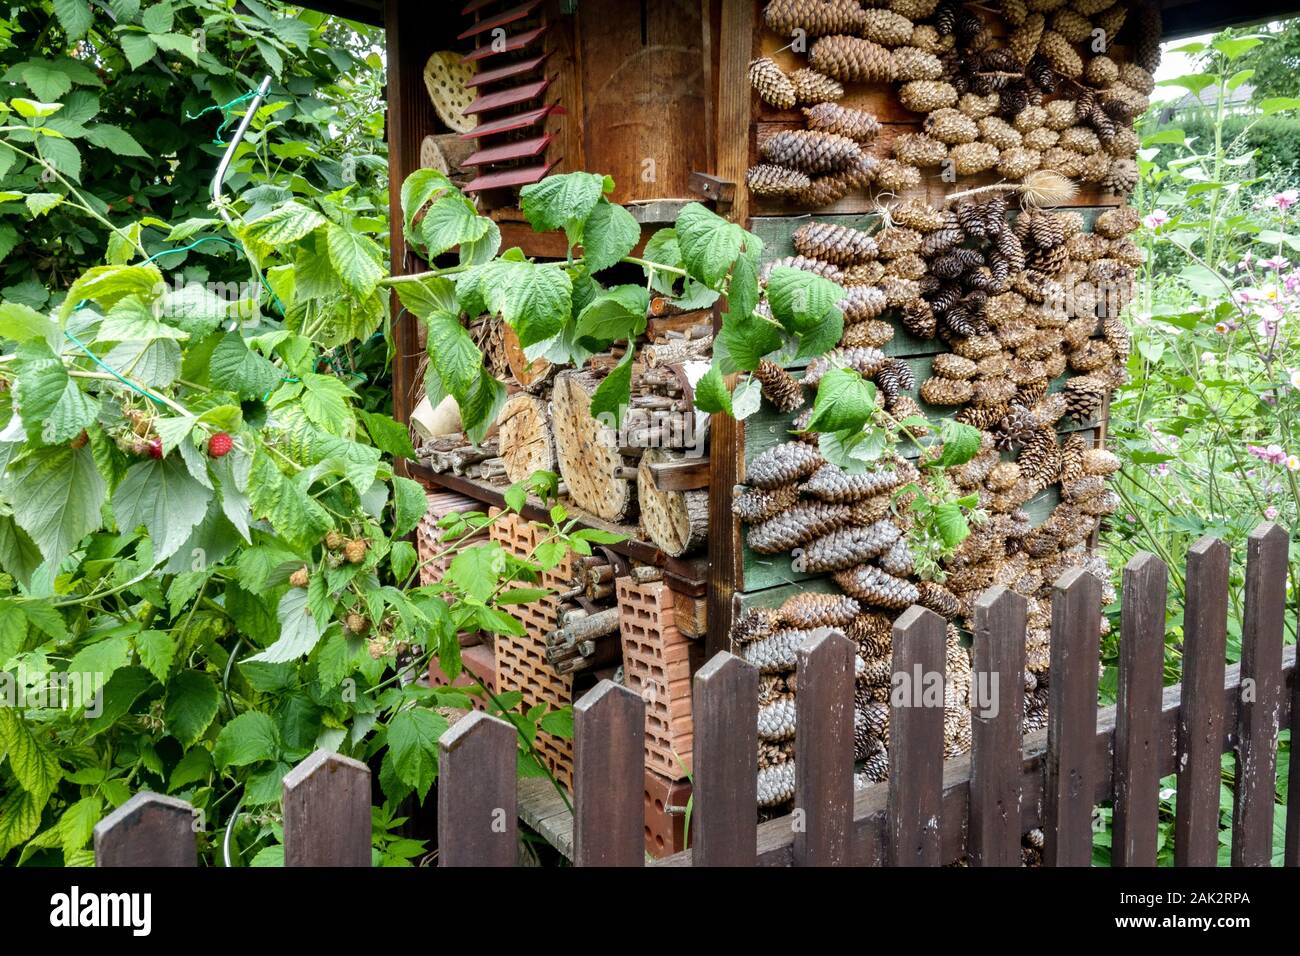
top-left (747, 0), bottom-right (1162, 207)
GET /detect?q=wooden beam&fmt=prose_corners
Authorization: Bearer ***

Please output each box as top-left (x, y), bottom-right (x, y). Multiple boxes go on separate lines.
top-left (649, 457), bottom-right (710, 492)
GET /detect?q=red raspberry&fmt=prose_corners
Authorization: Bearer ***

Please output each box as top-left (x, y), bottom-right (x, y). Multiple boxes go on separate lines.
top-left (208, 432), bottom-right (233, 457)
top-left (147, 438), bottom-right (163, 459)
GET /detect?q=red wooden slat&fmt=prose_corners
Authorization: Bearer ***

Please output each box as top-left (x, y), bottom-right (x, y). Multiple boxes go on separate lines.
top-left (463, 160), bottom-right (559, 192)
top-left (466, 53), bottom-right (549, 87)
top-left (458, 0), bottom-right (543, 39)
top-left (461, 0), bottom-right (498, 13)
top-left (465, 78), bottom-right (552, 115)
top-left (464, 103), bottom-right (565, 139)
top-left (462, 134), bottom-right (552, 167)
top-left (461, 25), bottom-right (548, 62)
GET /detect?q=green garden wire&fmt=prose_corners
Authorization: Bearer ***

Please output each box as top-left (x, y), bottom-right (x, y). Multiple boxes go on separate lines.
top-left (186, 90), bottom-right (260, 146)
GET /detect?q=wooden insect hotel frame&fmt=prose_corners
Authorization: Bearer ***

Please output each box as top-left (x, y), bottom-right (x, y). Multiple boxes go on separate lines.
top-left (297, 0), bottom-right (1300, 858)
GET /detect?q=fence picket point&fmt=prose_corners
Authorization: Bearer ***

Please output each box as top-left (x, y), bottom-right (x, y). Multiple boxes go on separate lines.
top-left (1044, 569), bottom-right (1102, 867)
top-left (969, 586), bottom-right (1026, 867)
top-left (94, 792), bottom-right (197, 867)
top-left (693, 651), bottom-right (759, 866)
top-left (438, 711), bottom-right (518, 867)
top-left (1175, 536), bottom-right (1230, 867)
top-left (573, 680), bottom-right (645, 866)
top-left (888, 605), bottom-right (946, 866)
top-left (1113, 552), bottom-right (1167, 867)
top-left (793, 628), bottom-right (856, 866)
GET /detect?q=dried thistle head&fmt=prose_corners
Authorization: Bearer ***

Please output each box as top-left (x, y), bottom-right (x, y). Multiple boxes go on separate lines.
top-left (1017, 169), bottom-right (1077, 208)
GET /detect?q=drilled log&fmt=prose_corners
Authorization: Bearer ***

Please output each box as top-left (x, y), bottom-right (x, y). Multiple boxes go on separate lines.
top-left (502, 323), bottom-right (554, 392)
top-left (551, 368), bottom-right (638, 522)
top-left (637, 448), bottom-right (709, 557)
top-left (497, 392), bottom-right (557, 485)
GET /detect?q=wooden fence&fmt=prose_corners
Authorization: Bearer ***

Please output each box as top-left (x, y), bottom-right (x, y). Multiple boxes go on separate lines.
top-left (95, 524), bottom-right (1298, 867)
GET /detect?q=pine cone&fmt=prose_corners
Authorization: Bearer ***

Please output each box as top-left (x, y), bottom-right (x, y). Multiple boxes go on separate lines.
top-left (748, 500), bottom-right (853, 553)
top-left (993, 403), bottom-right (1038, 449)
top-left (1102, 315), bottom-right (1130, 360)
top-left (925, 108), bottom-right (979, 145)
top-left (894, 45), bottom-right (945, 81)
top-left (750, 57), bottom-right (797, 109)
top-left (746, 164), bottom-right (812, 198)
top-left (741, 627), bottom-right (815, 674)
top-left (777, 591), bottom-right (861, 629)
top-left (758, 694), bottom-right (798, 741)
top-left (755, 359), bottom-right (806, 413)
top-left (841, 318), bottom-right (895, 349)
top-left (834, 564), bottom-right (921, 608)
top-left (790, 67), bottom-right (845, 104)
top-left (893, 132), bottom-right (949, 167)
top-left (1017, 424), bottom-right (1062, 491)
top-left (763, 0), bottom-right (868, 37)
top-left (793, 220), bottom-right (879, 265)
top-left (734, 482), bottom-right (800, 523)
top-left (900, 298), bottom-right (938, 339)
top-left (1062, 375), bottom-right (1107, 422)
top-left (761, 254), bottom-right (845, 283)
top-left (1082, 446), bottom-right (1121, 477)
top-left (917, 580), bottom-right (960, 618)
top-left (1104, 158), bottom-right (1138, 196)
top-left (877, 536), bottom-right (916, 577)
top-left (1069, 339), bottom-right (1114, 373)
top-left (802, 521), bottom-right (902, 572)
top-left (920, 376), bottom-right (974, 405)
top-left (803, 102), bottom-right (882, 143)
top-left (757, 761), bottom-right (796, 807)
top-left (840, 286), bottom-right (888, 324)
top-left (1095, 4), bottom-right (1128, 40)
top-left (1038, 30), bottom-right (1082, 78)
top-left (747, 441), bottom-right (825, 489)
top-left (889, 198), bottom-right (947, 233)
top-left (802, 461), bottom-right (916, 503)
top-left (732, 606), bottom-right (779, 645)
top-left (810, 35), bottom-right (897, 84)
top-left (1119, 63), bottom-right (1156, 96)
top-left (899, 79), bottom-right (959, 113)
top-left (1083, 54), bottom-right (1119, 88)
top-left (862, 8), bottom-right (915, 46)
top-left (803, 346), bottom-right (889, 387)
top-left (1008, 13), bottom-right (1045, 65)
top-left (761, 129), bottom-right (865, 175)
top-left (875, 359), bottom-right (917, 402)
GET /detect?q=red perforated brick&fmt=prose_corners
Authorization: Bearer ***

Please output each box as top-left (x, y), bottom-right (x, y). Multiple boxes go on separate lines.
top-left (644, 769), bottom-right (692, 859)
top-left (617, 578), bottom-right (703, 780)
top-left (488, 509), bottom-right (576, 790)
top-left (416, 491), bottom-right (488, 586)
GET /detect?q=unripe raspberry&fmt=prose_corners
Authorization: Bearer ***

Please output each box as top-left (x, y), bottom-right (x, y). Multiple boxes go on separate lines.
top-left (343, 538), bottom-right (368, 564)
top-left (325, 530), bottom-right (345, 551)
top-left (345, 612), bottom-right (368, 635)
top-left (289, 566), bottom-right (310, 589)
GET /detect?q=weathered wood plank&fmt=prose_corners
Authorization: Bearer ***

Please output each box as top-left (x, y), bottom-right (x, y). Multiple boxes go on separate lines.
top-left (573, 681), bottom-right (645, 866)
top-left (793, 628), bottom-right (856, 866)
top-left (888, 605), bottom-right (947, 866)
top-left (283, 749), bottom-right (372, 867)
top-left (969, 586), bottom-right (1026, 867)
top-left (1044, 569), bottom-right (1102, 867)
top-left (693, 651), bottom-right (759, 865)
top-left (1175, 536), bottom-right (1230, 868)
top-left (1112, 552), bottom-right (1168, 867)
top-left (438, 713), bottom-right (518, 867)
top-left (94, 793), bottom-right (197, 867)
top-left (1232, 523), bottom-right (1288, 866)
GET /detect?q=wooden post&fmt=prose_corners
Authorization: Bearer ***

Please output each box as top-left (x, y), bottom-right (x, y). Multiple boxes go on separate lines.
top-left (1175, 536), bottom-right (1229, 867)
top-left (793, 628), bottom-right (855, 866)
top-left (94, 793), bottom-right (197, 867)
top-left (283, 749), bottom-right (372, 867)
top-left (1044, 569), bottom-right (1102, 867)
top-left (693, 651), bottom-right (759, 866)
top-left (888, 606), bottom-right (946, 866)
top-left (438, 712), bottom-right (518, 867)
top-left (1232, 523), bottom-right (1288, 866)
top-left (1112, 552), bottom-right (1168, 867)
top-left (969, 586), bottom-right (1026, 868)
top-left (573, 681), bottom-right (645, 866)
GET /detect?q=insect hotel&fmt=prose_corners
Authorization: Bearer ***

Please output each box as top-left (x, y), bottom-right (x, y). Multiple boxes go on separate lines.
top-left (302, 0), bottom-right (1295, 862)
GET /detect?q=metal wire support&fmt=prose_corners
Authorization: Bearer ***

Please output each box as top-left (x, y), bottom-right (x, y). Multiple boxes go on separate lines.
top-left (210, 75), bottom-right (273, 227)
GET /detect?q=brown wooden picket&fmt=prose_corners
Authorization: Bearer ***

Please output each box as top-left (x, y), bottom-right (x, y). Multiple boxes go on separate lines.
top-left (1112, 552), bottom-right (1168, 867)
top-left (793, 629), bottom-right (855, 866)
top-left (887, 606), bottom-right (946, 866)
top-left (1176, 535), bottom-right (1231, 866)
top-left (1044, 568), bottom-right (1101, 867)
top-left (969, 586), bottom-right (1026, 868)
top-left (573, 680), bottom-right (645, 867)
top-left (93, 523), bottom-right (1297, 869)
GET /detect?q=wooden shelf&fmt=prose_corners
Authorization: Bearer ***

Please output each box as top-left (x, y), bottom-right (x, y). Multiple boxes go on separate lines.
top-left (405, 461), bottom-right (709, 593)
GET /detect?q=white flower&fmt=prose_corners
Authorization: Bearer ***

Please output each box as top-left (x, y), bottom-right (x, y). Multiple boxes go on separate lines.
top-left (1290, 369), bottom-right (1300, 389)
top-left (1289, 455), bottom-right (1300, 473)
